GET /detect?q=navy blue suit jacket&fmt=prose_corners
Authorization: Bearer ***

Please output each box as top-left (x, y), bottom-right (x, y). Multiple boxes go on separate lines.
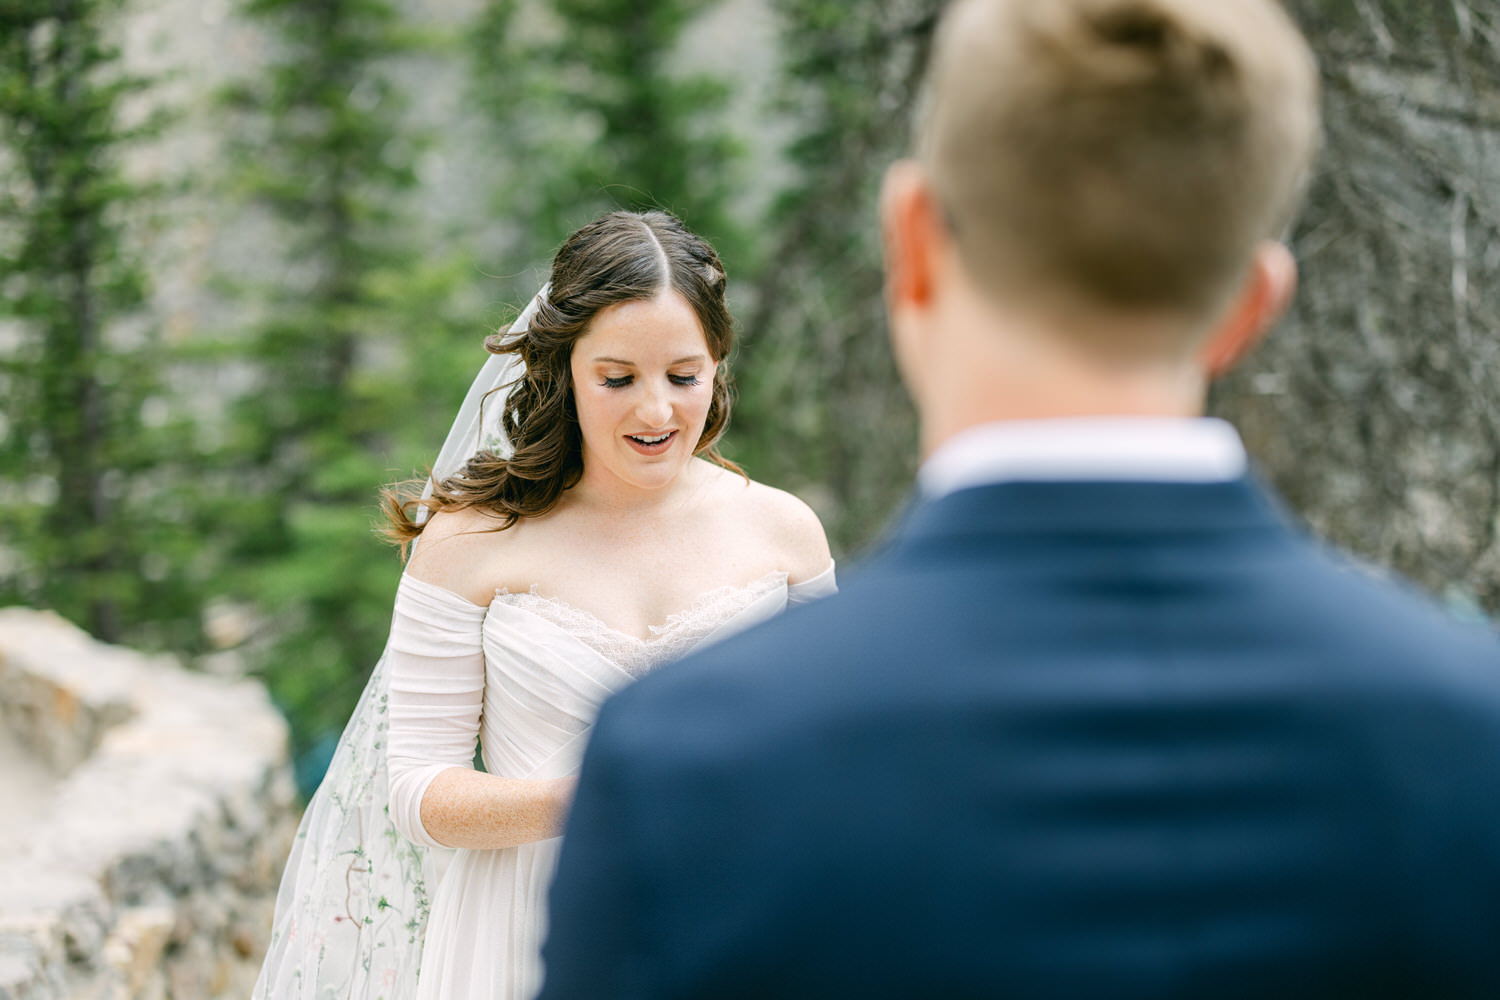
top-left (539, 478), bottom-right (1500, 999)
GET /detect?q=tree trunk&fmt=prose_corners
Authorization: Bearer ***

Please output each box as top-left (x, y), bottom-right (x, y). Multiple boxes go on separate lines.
top-left (1213, 0), bottom-right (1500, 614)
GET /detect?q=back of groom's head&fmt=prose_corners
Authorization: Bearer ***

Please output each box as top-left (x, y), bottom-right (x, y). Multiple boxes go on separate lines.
top-left (918, 0), bottom-right (1320, 325)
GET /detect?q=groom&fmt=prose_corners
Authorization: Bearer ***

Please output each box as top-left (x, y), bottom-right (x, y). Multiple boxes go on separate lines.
top-left (540, 0), bottom-right (1500, 996)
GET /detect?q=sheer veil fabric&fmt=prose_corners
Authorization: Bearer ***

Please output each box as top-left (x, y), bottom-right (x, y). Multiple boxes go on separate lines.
top-left (253, 288), bottom-right (547, 1000)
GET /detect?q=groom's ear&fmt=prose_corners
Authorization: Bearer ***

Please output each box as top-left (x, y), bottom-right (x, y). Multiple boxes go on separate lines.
top-left (1200, 240), bottom-right (1298, 378)
top-left (880, 160), bottom-right (944, 316)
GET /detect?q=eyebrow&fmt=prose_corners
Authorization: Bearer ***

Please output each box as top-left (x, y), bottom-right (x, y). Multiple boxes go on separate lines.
top-left (592, 355), bottom-right (708, 366)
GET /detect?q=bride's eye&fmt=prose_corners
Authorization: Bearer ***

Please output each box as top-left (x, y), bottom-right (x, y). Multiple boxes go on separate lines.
top-left (669, 373), bottom-right (702, 386)
top-left (601, 375), bottom-right (633, 389)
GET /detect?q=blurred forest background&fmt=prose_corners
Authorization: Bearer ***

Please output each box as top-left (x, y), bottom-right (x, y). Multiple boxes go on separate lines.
top-left (2, 0), bottom-right (1497, 792)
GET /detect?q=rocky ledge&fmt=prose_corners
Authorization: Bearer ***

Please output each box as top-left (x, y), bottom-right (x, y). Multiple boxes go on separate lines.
top-left (0, 608), bottom-right (299, 1000)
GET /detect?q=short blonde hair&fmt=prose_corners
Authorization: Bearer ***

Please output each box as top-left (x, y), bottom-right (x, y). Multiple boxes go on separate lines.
top-left (919, 0), bottom-right (1320, 321)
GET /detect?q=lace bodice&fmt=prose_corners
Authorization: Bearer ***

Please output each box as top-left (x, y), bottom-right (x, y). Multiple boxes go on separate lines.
top-left (495, 571), bottom-right (788, 678)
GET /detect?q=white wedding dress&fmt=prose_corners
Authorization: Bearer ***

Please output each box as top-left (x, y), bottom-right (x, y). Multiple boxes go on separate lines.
top-left (381, 563), bottom-right (837, 1000)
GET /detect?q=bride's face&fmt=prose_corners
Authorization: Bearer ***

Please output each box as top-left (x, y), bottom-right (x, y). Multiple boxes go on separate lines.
top-left (569, 290), bottom-right (718, 496)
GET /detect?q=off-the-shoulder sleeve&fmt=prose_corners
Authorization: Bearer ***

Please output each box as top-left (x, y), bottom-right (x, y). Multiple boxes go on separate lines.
top-left (787, 561), bottom-right (837, 606)
top-left (385, 574), bottom-right (489, 848)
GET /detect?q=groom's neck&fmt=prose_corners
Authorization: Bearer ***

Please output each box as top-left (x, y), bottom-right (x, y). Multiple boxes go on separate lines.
top-left (911, 293), bottom-right (1211, 461)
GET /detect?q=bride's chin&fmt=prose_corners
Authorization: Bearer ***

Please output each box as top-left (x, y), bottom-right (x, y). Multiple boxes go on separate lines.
top-left (582, 440), bottom-right (702, 495)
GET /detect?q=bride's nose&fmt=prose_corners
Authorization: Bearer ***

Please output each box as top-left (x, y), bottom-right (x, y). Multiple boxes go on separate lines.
top-left (634, 384), bottom-right (672, 428)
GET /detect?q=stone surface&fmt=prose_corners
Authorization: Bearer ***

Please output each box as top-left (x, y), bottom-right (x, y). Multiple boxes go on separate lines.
top-left (1213, 1), bottom-right (1500, 615)
top-left (0, 608), bottom-right (299, 1000)
top-left (0, 723), bottom-right (52, 855)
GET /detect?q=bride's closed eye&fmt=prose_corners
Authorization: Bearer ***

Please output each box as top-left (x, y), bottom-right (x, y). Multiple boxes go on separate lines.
top-left (598, 373), bottom-right (703, 389)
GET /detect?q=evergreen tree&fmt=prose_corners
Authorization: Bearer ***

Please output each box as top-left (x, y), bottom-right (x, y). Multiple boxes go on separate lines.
top-left (218, 0), bottom-right (449, 773)
top-left (0, 0), bottom-right (205, 646)
top-left (465, 0), bottom-right (747, 270)
top-left (733, 0), bottom-right (936, 554)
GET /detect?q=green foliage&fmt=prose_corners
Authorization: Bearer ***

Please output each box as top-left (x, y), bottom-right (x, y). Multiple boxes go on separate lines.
top-left (730, 1), bottom-right (934, 555)
top-left (213, 0), bottom-right (480, 768)
top-left (465, 0), bottom-right (748, 272)
top-left (0, 0), bottom-right (209, 648)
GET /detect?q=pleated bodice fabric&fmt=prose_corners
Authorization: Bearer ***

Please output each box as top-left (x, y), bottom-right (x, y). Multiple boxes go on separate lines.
top-left (384, 566), bottom-right (836, 1000)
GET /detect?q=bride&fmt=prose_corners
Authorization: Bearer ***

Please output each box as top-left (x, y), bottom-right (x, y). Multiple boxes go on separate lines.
top-left (254, 210), bottom-right (835, 1000)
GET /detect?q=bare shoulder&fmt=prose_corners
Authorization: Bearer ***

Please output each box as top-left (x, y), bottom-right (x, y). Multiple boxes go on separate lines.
top-left (704, 464), bottom-right (832, 584)
top-left (404, 505), bottom-right (515, 604)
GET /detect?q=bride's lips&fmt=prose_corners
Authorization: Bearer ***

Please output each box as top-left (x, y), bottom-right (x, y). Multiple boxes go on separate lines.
top-left (624, 430), bottom-right (677, 456)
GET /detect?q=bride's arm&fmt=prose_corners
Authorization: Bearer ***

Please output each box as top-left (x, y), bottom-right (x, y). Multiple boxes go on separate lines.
top-left (385, 571), bottom-right (574, 851)
top-left (417, 762), bottom-right (574, 850)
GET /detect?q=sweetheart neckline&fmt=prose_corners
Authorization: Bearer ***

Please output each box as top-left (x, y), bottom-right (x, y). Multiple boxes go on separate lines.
top-left (491, 569), bottom-right (788, 646)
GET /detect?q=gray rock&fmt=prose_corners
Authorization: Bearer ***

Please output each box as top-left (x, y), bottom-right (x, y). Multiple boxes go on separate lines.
top-left (0, 610), bottom-right (299, 1000)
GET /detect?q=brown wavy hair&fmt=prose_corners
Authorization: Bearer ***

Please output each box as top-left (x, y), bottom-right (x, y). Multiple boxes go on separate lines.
top-left (382, 210), bottom-right (739, 545)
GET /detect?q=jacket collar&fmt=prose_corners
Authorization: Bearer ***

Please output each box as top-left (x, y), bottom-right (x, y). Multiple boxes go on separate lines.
top-left (894, 475), bottom-right (1297, 551)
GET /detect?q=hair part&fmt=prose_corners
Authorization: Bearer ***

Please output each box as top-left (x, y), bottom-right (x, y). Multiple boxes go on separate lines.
top-left (382, 210), bottom-right (739, 548)
top-left (918, 0), bottom-right (1321, 326)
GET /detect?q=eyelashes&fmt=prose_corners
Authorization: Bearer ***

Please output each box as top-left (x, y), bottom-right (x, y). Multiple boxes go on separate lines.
top-left (600, 374), bottom-right (702, 389)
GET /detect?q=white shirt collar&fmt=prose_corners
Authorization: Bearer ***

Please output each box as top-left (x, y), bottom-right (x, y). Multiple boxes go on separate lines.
top-left (919, 417), bottom-right (1248, 499)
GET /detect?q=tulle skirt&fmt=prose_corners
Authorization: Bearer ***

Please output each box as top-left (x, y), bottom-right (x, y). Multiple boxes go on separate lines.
top-left (414, 837), bottom-right (563, 1000)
